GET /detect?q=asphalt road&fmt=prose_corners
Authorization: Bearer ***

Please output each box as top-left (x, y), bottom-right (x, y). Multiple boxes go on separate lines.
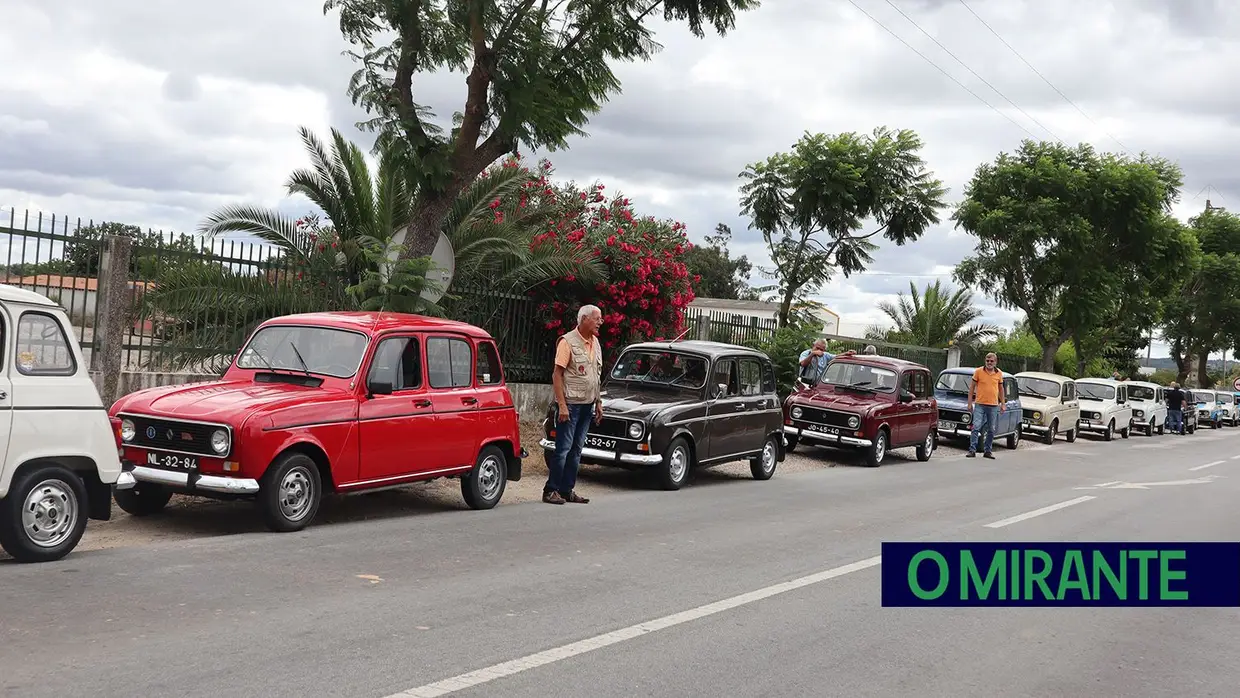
top-left (4, 427), bottom-right (1240, 698)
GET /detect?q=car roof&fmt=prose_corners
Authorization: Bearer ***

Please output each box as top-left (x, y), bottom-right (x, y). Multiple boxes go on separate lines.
top-left (620, 339), bottom-right (768, 360)
top-left (1126, 380), bottom-right (1162, 389)
top-left (259, 311), bottom-right (493, 338)
top-left (1014, 371), bottom-right (1072, 382)
top-left (941, 366), bottom-right (1015, 379)
top-left (1077, 377), bottom-right (1121, 385)
top-left (833, 354), bottom-right (928, 371)
top-left (0, 283), bottom-right (59, 308)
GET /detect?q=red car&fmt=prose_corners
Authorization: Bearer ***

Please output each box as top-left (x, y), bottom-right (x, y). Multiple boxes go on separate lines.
top-left (108, 312), bottom-right (525, 532)
top-left (781, 354), bottom-right (937, 466)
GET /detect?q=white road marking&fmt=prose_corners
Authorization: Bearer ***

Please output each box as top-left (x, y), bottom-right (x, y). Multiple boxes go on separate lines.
top-left (1230, 454), bottom-right (1240, 460)
top-left (1075, 475), bottom-right (1219, 489)
top-left (385, 556), bottom-right (883, 697)
top-left (1190, 460), bottom-right (1227, 471)
top-left (982, 496), bottom-right (1095, 528)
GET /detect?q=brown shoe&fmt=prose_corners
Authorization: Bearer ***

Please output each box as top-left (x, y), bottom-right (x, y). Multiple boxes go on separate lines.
top-left (543, 491), bottom-right (565, 505)
top-left (564, 491), bottom-right (590, 504)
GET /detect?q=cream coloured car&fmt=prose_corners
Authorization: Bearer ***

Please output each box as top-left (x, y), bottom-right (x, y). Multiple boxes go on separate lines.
top-left (1126, 380), bottom-right (1167, 436)
top-left (1075, 378), bottom-right (1135, 440)
top-left (1014, 371), bottom-right (1080, 444)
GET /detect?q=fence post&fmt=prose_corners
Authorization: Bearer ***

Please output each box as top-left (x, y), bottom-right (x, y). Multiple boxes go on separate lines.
top-left (946, 345), bottom-right (962, 369)
top-left (94, 234), bottom-right (133, 406)
top-left (695, 314), bottom-right (711, 340)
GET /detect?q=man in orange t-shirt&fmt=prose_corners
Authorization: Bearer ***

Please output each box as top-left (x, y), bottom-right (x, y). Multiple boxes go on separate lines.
top-left (966, 353), bottom-right (1006, 459)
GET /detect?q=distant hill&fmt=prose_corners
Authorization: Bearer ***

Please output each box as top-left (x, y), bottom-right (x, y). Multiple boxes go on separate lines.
top-left (1140, 357), bottom-right (1234, 372)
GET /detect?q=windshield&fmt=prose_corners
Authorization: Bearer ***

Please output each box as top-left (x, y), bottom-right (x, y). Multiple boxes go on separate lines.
top-left (236, 325), bottom-right (369, 378)
top-left (935, 373), bottom-right (973, 394)
top-left (1077, 383), bottom-right (1115, 401)
top-left (1219, 393), bottom-right (1235, 404)
top-left (609, 350), bottom-right (708, 388)
top-left (1128, 385), bottom-right (1156, 400)
top-left (1196, 391), bottom-right (1216, 403)
top-left (820, 361), bottom-right (897, 392)
top-left (1015, 376), bottom-right (1059, 399)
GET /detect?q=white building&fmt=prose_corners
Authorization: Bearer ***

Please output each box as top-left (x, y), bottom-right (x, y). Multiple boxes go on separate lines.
top-left (687, 297), bottom-right (841, 335)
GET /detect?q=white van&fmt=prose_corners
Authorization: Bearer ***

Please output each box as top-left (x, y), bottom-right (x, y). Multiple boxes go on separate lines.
top-left (1074, 378), bottom-right (1135, 441)
top-left (1126, 381), bottom-right (1167, 436)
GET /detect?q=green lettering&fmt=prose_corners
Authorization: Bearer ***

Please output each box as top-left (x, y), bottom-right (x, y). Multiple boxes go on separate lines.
top-left (1159, 550), bottom-right (1188, 601)
top-left (1129, 550), bottom-right (1158, 599)
top-left (908, 551), bottom-right (950, 599)
top-left (961, 550), bottom-right (1006, 600)
top-left (1057, 550), bottom-right (1091, 600)
top-left (1023, 550), bottom-right (1055, 600)
top-left (1091, 550), bottom-right (1127, 599)
top-left (1011, 547), bottom-right (1020, 596)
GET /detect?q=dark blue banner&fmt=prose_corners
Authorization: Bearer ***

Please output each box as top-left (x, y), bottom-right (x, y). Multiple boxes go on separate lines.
top-left (881, 542), bottom-right (1240, 606)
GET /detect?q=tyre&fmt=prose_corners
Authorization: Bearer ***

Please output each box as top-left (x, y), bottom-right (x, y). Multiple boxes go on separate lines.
top-left (1066, 426), bottom-right (1077, 442)
top-left (114, 483), bottom-right (173, 516)
top-left (1043, 420), bottom-right (1057, 445)
top-left (915, 430), bottom-right (934, 462)
top-left (0, 465), bottom-right (89, 563)
top-left (1157, 421), bottom-right (1165, 435)
top-left (657, 437), bottom-right (693, 490)
top-left (749, 435), bottom-right (780, 480)
top-left (1121, 420), bottom-right (1131, 439)
top-left (1006, 427), bottom-right (1021, 450)
top-left (257, 452), bottom-right (322, 533)
top-left (1104, 420), bottom-right (1115, 441)
top-left (865, 428), bottom-right (888, 467)
top-left (462, 445), bottom-right (507, 509)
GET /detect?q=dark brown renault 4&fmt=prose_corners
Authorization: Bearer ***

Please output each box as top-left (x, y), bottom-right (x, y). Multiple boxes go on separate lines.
top-left (539, 340), bottom-right (786, 490)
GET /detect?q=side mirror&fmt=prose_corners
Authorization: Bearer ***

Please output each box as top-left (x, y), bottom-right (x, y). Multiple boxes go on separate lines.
top-left (367, 380), bottom-right (393, 397)
top-left (899, 390), bottom-right (914, 403)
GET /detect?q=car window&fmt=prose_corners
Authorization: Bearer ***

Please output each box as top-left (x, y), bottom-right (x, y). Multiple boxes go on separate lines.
top-left (427, 336), bottom-right (473, 389)
top-left (16, 311), bottom-right (76, 376)
top-left (237, 324), bottom-right (369, 378)
top-left (476, 341), bottom-right (503, 385)
top-left (712, 359), bottom-right (738, 397)
top-left (368, 336), bottom-right (422, 390)
top-left (738, 359), bottom-right (763, 396)
top-left (762, 361), bottom-right (776, 394)
top-left (1004, 378), bottom-right (1018, 400)
top-left (907, 371), bottom-right (930, 398)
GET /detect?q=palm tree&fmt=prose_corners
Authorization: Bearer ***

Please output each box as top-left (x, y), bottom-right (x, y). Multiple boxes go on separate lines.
top-left (864, 280), bottom-right (999, 348)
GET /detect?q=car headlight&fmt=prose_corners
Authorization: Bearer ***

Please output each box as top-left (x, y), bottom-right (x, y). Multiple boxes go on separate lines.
top-left (210, 429), bottom-right (230, 455)
top-left (1032, 411), bottom-right (1042, 420)
top-left (1134, 410), bottom-right (1143, 418)
top-left (791, 406), bottom-right (803, 419)
top-left (962, 412), bottom-right (971, 423)
top-left (847, 415), bottom-right (860, 429)
top-left (120, 418), bottom-right (135, 442)
top-left (628, 422), bottom-right (643, 439)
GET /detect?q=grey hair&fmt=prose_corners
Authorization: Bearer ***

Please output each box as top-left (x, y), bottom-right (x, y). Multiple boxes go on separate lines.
top-left (578, 304), bottom-right (602, 322)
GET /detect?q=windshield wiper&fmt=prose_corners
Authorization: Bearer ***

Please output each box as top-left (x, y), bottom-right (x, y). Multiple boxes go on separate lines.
top-left (287, 342), bottom-right (314, 379)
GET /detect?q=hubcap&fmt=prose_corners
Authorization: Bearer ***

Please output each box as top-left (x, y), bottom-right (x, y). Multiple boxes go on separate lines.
top-left (875, 434), bottom-right (886, 462)
top-left (761, 441), bottom-right (776, 472)
top-left (925, 433), bottom-right (933, 452)
top-left (478, 455), bottom-right (503, 499)
top-left (278, 467), bottom-right (315, 522)
top-left (669, 447), bottom-right (688, 481)
top-left (22, 479), bottom-right (78, 548)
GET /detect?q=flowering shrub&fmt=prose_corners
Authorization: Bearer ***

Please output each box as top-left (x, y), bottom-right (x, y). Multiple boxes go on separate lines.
top-left (484, 156), bottom-right (699, 353)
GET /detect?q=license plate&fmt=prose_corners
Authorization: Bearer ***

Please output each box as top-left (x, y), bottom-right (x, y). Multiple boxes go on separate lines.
top-left (146, 450), bottom-right (198, 470)
top-left (805, 423), bottom-right (841, 435)
top-left (1079, 419), bottom-right (1094, 425)
top-left (585, 435), bottom-right (616, 450)
top-left (937, 420), bottom-right (956, 431)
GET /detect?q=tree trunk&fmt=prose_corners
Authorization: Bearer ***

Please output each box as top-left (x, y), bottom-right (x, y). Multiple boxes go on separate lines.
top-left (1197, 351), bottom-right (1212, 388)
top-left (1071, 333), bottom-right (1086, 378)
top-left (778, 286), bottom-right (795, 328)
top-left (400, 190), bottom-right (460, 262)
top-left (1039, 343), bottom-right (1058, 373)
top-left (1174, 350), bottom-right (1192, 385)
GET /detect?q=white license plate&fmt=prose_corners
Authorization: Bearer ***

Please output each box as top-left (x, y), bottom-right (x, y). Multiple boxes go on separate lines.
top-left (937, 420), bottom-right (956, 431)
top-left (146, 451), bottom-right (198, 470)
top-left (805, 423), bottom-right (841, 435)
top-left (1080, 419), bottom-right (1094, 425)
top-left (585, 435), bottom-right (616, 449)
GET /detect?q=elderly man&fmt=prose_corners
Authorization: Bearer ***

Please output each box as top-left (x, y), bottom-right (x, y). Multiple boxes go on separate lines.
top-left (798, 339), bottom-right (833, 383)
top-left (966, 352), bottom-right (1006, 460)
top-left (546, 304), bottom-right (604, 505)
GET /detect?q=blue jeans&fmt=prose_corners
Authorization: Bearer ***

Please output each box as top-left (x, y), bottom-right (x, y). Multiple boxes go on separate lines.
top-left (1167, 408), bottom-right (1183, 433)
top-left (969, 404), bottom-right (1000, 453)
top-left (547, 403), bottom-right (595, 495)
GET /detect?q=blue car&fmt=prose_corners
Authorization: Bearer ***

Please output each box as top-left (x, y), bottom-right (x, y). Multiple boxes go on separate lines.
top-left (1194, 389), bottom-right (1225, 429)
top-left (933, 367), bottom-right (1024, 449)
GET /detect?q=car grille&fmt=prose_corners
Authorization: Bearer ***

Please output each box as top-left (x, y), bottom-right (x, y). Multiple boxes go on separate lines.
top-left (129, 415), bottom-right (224, 457)
top-left (939, 408), bottom-right (967, 422)
top-left (1082, 411), bottom-right (1101, 420)
top-left (1022, 409), bottom-right (1038, 420)
top-left (591, 417), bottom-right (637, 440)
top-left (793, 406), bottom-right (857, 428)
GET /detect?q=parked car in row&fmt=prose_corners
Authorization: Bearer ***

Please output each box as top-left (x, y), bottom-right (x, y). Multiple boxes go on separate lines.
top-left (0, 285), bottom-right (134, 563)
top-left (1182, 390), bottom-right (1200, 434)
top-left (933, 367), bottom-right (1022, 449)
top-left (1013, 371), bottom-right (1080, 444)
top-left (109, 311), bottom-right (527, 533)
top-left (783, 354), bottom-right (937, 466)
top-left (1193, 389), bottom-right (1226, 429)
top-left (1074, 378), bottom-right (1135, 440)
top-left (1217, 391), bottom-right (1239, 427)
top-left (1126, 380), bottom-right (1167, 436)
top-left (539, 340), bottom-right (786, 490)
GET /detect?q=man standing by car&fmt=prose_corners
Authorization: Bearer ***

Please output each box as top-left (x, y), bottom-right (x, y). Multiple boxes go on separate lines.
top-left (798, 339), bottom-right (834, 383)
top-left (966, 353), bottom-right (1006, 460)
top-left (547, 305), bottom-right (605, 505)
top-left (1166, 382), bottom-right (1186, 435)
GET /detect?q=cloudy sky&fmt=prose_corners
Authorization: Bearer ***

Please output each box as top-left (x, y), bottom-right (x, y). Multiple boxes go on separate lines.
top-left (3, 0), bottom-right (1237, 359)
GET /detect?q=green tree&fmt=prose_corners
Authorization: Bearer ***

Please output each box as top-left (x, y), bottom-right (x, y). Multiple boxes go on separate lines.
top-left (738, 127), bottom-right (948, 326)
top-left (324, 0), bottom-right (758, 264)
top-left (864, 280), bottom-right (998, 349)
top-left (953, 140), bottom-right (1194, 373)
top-left (681, 223), bottom-right (756, 300)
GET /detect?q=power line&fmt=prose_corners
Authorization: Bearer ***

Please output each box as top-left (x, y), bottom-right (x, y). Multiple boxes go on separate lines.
top-left (842, 0), bottom-right (1039, 141)
top-left (880, 0), bottom-right (1066, 144)
top-left (954, 0), bottom-right (1134, 156)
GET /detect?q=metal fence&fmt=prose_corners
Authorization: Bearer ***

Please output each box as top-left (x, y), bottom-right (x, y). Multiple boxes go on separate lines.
top-left (683, 307), bottom-right (779, 346)
top-left (959, 345), bottom-right (1039, 375)
top-left (821, 334), bottom-right (951, 376)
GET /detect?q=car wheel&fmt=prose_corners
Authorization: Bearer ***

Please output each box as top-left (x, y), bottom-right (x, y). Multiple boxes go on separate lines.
top-left (114, 483), bottom-right (174, 516)
top-left (0, 465), bottom-right (89, 563)
top-left (915, 430), bottom-right (934, 462)
top-left (1157, 421), bottom-right (1165, 435)
top-left (462, 445), bottom-right (508, 510)
top-left (750, 435), bottom-right (780, 480)
top-left (1044, 420), bottom-right (1057, 445)
top-left (658, 437), bottom-right (693, 490)
top-left (1104, 420), bottom-right (1115, 441)
top-left (865, 428), bottom-right (888, 467)
top-left (1121, 420), bottom-right (1131, 439)
top-left (257, 452), bottom-right (322, 533)
top-left (1007, 427), bottom-right (1021, 449)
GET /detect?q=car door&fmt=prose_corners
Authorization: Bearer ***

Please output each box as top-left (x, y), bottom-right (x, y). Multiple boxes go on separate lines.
top-left (356, 333), bottom-right (444, 481)
top-left (0, 305), bottom-right (12, 468)
top-left (893, 371), bottom-right (917, 445)
top-left (705, 357), bottom-right (747, 460)
top-left (906, 369), bottom-right (935, 444)
top-left (425, 333), bottom-right (481, 468)
top-left (734, 356), bottom-right (770, 455)
top-left (1003, 377), bottom-right (1021, 435)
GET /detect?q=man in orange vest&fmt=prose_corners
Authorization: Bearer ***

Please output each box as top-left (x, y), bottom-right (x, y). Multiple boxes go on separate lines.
top-left (966, 352), bottom-right (1006, 460)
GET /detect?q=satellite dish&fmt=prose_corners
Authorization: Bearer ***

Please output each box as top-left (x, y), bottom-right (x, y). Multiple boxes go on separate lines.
top-left (388, 226), bottom-right (455, 304)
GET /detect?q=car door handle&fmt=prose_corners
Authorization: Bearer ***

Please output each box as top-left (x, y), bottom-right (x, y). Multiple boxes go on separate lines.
top-left (734, 403), bottom-right (747, 411)
top-left (0, 390), bottom-right (6, 400)
top-left (413, 399), bottom-right (431, 408)
top-left (462, 397), bottom-right (478, 405)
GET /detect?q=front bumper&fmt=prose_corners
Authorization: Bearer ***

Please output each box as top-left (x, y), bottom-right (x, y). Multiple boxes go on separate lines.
top-left (783, 424), bottom-right (872, 447)
top-left (1076, 419), bottom-right (1112, 433)
top-left (1020, 421), bottom-right (1049, 433)
top-left (124, 462), bottom-right (261, 495)
top-left (538, 438), bottom-right (663, 466)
